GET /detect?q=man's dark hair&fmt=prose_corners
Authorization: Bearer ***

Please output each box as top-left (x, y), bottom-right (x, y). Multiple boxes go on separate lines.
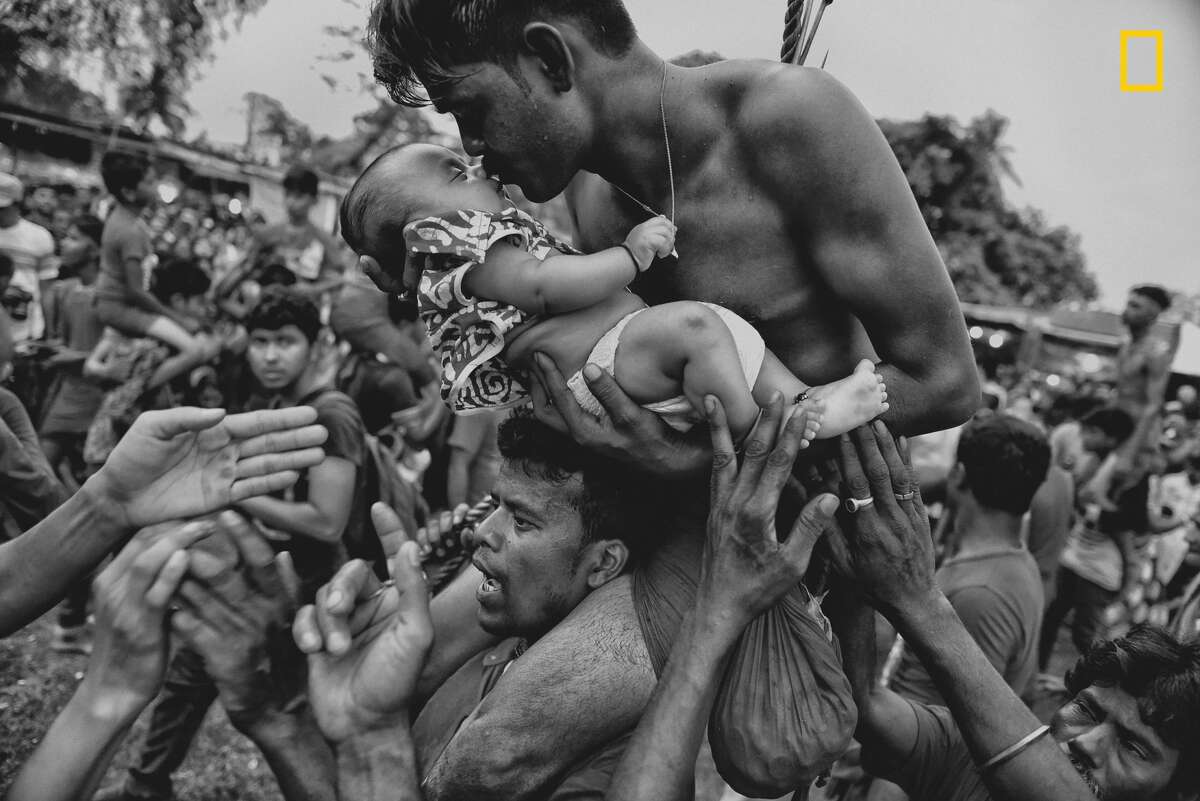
top-left (72, 213), bottom-right (104, 246)
top-left (496, 408), bottom-right (663, 569)
top-left (100, 151), bottom-right (151, 199)
top-left (246, 288), bottom-right (322, 343)
top-left (150, 258), bottom-right (212, 304)
top-left (1080, 406), bottom-right (1136, 446)
top-left (283, 166), bottom-right (320, 198)
top-left (1065, 626), bottom-right (1200, 794)
top-left (0, 253), bottom-right (13, 280)
top-left (1132, 284), bottom-right (1171, 312)
top-left (367, 0), bottom-right (638, 106)
top-left (955, 414), bottom-right (1050, 515)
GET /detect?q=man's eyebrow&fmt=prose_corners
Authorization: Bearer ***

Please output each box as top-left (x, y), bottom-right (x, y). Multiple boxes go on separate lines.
top-left (495, 491), bottom-right (544, 523)
top-left (1080, 689), bottom-right (1165, 761)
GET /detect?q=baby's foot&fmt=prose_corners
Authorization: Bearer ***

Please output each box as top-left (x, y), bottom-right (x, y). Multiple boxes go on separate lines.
top-left (787, 397), bottom-right (825, 449)
top-left (805, 359), bottom-right (889, 439)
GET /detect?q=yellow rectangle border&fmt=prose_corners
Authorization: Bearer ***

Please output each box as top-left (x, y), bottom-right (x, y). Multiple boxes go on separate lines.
top-left (1120, 30), bottom-right (1163, 92)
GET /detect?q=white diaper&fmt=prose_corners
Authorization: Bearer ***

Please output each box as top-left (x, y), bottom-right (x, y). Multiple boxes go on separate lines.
top-left (566, 303), bottom-right (765, 432)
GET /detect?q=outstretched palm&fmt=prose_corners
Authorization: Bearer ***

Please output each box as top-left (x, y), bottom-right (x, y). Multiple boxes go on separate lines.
top-left (92, 407), bottom-right (327, 529)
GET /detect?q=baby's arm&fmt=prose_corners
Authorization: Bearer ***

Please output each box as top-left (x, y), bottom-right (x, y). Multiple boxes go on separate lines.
top-left (463, 216), bottom-right (675, 316)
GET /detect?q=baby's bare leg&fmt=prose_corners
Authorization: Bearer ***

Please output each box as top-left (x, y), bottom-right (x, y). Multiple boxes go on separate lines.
top-left (613, 302), bottom-right (761, 441)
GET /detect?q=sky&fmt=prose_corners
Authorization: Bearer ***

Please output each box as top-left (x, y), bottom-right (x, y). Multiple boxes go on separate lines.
top-left (187, 0), bottom-right (1200, 306)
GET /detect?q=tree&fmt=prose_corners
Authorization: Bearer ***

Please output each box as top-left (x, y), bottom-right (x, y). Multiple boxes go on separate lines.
top-left (0, 0), bottom-right (266, 135)
top-left (879, 110), bottom-right (1097, 308)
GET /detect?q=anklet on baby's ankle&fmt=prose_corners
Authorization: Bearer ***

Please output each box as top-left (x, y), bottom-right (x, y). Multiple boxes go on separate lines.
top-left (794, 390), bottom-right (810, 404)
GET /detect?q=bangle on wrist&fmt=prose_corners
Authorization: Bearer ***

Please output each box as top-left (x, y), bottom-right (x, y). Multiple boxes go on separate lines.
top-left (618, 243), bottom-right (642, 275)
top-left (979, 725), bottom-right (1050, 772)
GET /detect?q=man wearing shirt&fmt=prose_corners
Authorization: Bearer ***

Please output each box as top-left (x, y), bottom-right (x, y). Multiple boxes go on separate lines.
top-left (0, 173), bottom-right (55, 341)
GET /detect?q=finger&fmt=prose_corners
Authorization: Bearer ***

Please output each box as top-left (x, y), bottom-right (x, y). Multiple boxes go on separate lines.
top-left (758, 402), bottom-right (815, 504)
top-left (235, 448), bottom-right (327, 480)
top-left (221, 406), bottom-right (320, 440)
top-left (276, 551), bottom-right (302, 609)
top-left (217, 510), bottom-right (286, 599)
top-left (582, 364), bottom-right (647, 427)
top-left (837, 433), bottom-right (875, 525)
top-left (851, 425), bottom-right (903, 520)
top-left (317, 560), bottom-right (377, 655)
top-left (171, 606), bottom-right (207, 644)
top-left (871, 420), bottom-right (911, 495)
top-left (114, 520), bottom-right (213, 593)
top-left (229, 471), bottom-right (301, 502)
top-left (135, 407), bottom-right (227, 439)
top-left (372, 502), bottom-right (412, 560)
top-left (236, 425), bottom-right (329, 460)
top-left (735, 393), bottom-right (785, 495)
top-left (782, 494), bottom-right (840, 574)
top-left (392, 541), bottom-right (433, 643)
top-left (145, 550), bottom-right (190, 609)
top-left (706, 396), bottom-right (737, 507)
top-left (293, 604), bottom-right (323, 653)
top-left (528, 372), bottom-right (570, 435)
top-left (534, 353), bottom-right (598, 433)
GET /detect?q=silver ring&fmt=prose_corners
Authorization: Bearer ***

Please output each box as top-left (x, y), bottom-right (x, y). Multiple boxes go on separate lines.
top-left (894, 491), bottom-right (917, 502)
top-left (368, 579), bottom-right (396, 600)
top-left (844, 496), bottom-right (875, 514)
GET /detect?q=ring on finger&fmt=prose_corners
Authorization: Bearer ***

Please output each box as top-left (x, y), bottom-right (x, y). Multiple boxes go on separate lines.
top-left (845, 496), bottom-right (875, 514)
top-left (894, 491), bottom-right (917, 502)
top-left (368, 579), bottom-right (396, 600)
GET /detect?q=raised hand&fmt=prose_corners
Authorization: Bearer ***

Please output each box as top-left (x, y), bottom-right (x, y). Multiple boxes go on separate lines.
top-left (86, 406), bottom-right (328, 530)
top-left (833, 421), bottom-right (938, 617)
top-left (528, 351), bottom-right (710, 477)
top-left (172, 511), bottom-right (301, 725)
top-left (85, 520), bottom-right (213, 716)
top-left (700, 394), bottom-right (839, 630)
top-left (293, 503), bottom-right (433, 743)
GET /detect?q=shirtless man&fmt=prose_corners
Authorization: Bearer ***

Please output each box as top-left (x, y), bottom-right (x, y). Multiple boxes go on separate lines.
top-left (354, 1), bottom-right (979, 797)
top-left (1113, 285), bottom-right (1172, 465)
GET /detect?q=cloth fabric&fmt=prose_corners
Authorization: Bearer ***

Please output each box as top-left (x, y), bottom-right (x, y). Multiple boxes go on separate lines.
top-left (413, 636), bottom-right (632, 800)
top-left (40, 281), bottom-right (106, 436)
top-left (97, 205), bottom-right (155, 306)
top-left (862, 701), bottom-right (988, 801)
top-left (407, 207), bottom-right (577, 413)
top-left (1025, 465), bottom-right (1076, 602)
top-left (1059, 472), bottom-right (1150, 593)
top-left (0, 217), bottom-right (55, 340)
top-left (565, 303), bottom-right (766, 433)
top-left (632, 493), bottom-right (856, 796)
top-left (890, 547), bottom-right (1043, 705)
top-left (1039, 565), bottom-right (1119, 662)
top-left (249, 389), bottom-right (365, 598)
top-left (83, 331), bottom-right (168, 465)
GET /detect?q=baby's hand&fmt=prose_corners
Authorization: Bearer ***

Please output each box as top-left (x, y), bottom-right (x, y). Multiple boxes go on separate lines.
top-left (623, 215), bottom-right (676, 272)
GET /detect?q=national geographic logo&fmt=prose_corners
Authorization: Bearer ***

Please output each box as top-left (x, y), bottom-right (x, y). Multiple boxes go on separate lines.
top-left (1120, 30), bottom-right (1163, 92)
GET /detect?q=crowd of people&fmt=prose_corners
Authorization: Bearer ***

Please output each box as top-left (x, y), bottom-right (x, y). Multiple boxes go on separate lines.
top-left (1, 2), bottom-right (1199, 801)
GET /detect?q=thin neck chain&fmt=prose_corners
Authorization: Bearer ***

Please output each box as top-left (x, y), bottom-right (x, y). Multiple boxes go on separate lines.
top-left (611, 63), bottom-right (675, 225)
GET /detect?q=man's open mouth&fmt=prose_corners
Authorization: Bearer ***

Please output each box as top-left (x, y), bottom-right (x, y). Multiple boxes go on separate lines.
top-left (474, 556), bottom-right (502, 594)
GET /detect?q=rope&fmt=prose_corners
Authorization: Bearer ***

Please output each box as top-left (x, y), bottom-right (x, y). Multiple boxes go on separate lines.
top-left (781, 0), bottom-right (834, 66)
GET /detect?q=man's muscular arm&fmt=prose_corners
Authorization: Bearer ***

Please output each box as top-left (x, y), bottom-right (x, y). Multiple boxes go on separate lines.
top-left (742, 67), bottom-right (979, 435)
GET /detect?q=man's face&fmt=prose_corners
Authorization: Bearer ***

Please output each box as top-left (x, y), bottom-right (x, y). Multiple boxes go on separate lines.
top-left (1051, 684), bottom-right (1183, 800)
top-left (171, 293), bottom-right (210, 322)
top-left (1122, 293), bottom-right (1161, 330)
top-left (246, 324), bottom-right (311, 392)
top-left (133, 170), bottom-right (158, 208)
top-left (31, 187), bottom-right (57, 214)
top-left (284, 191), bottom-right (316, 223)
top-left (467, 461), bottom-right (597, 638)
top-left (59, 225), bottom-right (95, 269)
top-left (431, 60), bottom-right (586, 203)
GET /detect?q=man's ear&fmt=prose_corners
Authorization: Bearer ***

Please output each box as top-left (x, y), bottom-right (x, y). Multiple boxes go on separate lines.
top-left (359, 254), bottom-right (407, 297)
top-left (521, 22), bottom-right (575, 93)
top-left (585, 539), bottom-right (629, 589)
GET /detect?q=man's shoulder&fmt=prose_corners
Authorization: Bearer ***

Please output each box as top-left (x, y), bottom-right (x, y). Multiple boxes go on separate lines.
top-left (309, 389), bottom-right (365, 426)
top-left (727, 64), bottom-right (863, 148)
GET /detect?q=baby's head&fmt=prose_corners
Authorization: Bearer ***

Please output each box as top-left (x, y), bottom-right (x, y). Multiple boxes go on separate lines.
top-left (341, 143), bottom-right (509, 293)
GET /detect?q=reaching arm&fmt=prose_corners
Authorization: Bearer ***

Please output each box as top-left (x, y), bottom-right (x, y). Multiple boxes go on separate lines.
top-left (236, 455), bottom-right (355, 544)
top-left (744, 68), bottom-right (979, 435)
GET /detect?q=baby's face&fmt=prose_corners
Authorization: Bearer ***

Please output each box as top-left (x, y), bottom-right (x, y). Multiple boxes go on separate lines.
top-left (397, 144), bottom-right (510, 219)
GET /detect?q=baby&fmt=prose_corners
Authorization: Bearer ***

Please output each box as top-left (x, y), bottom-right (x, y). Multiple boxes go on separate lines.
top-left (340, 144), bottom-right (887, 444)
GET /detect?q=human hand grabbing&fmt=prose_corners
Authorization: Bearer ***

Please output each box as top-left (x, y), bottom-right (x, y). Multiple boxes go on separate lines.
top-left (83, 520), bottom-right (213, 720)
top-left (831, 421), bottom-right (938, 620)
top-left (172, 511), bottom-right (302, 728)
top-left (623, 215), bottom-right (676, 271)
top-left (699, 394), bottom-right (838, 634)
top-left (293, 503), bottom-right (433, 742)
top-left (528, 352), bottom-right (710, 477)
top-left (84, 406), bottom-right (328, 530)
